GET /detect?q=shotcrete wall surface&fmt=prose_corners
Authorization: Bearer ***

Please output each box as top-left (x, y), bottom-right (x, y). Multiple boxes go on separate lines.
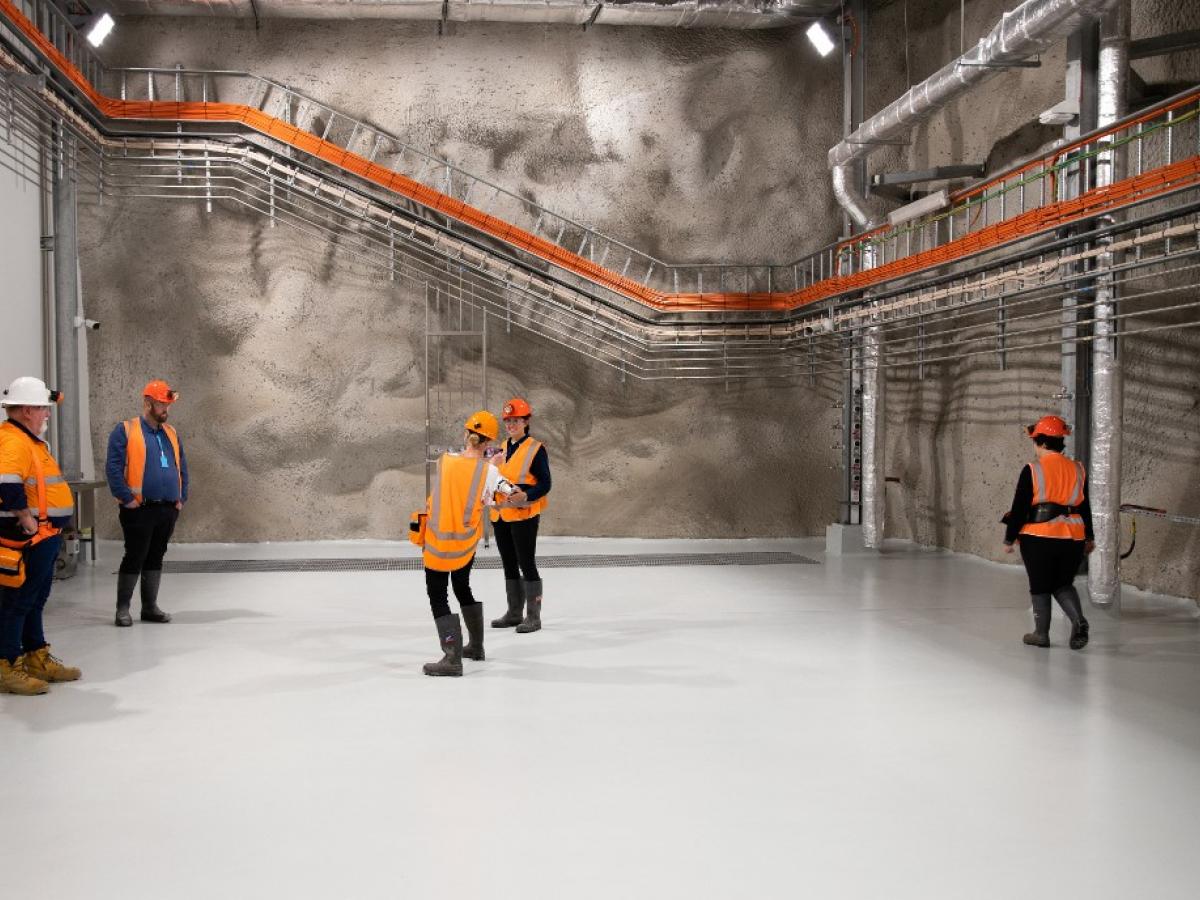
top-left (78, 2), bottom-right (1200, 601)
top-left (867, 0), bottom-right (1200, 601)
top-left (82, 17), bottom-right (845, 543)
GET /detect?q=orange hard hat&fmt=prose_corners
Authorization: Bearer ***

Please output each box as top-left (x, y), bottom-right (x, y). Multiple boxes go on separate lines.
top-left (143, 380), bottom-right (179, 404)
top-left (465, 410), bottom-right (499, 441)
top-left (502, 398), bottom-right (532, 419)
top-left (1026, 415), bottom-right (1070, 438)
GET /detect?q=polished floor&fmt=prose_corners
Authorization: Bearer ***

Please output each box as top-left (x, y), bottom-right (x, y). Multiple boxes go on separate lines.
top-left (4, 537), bottom-right (1199, 899)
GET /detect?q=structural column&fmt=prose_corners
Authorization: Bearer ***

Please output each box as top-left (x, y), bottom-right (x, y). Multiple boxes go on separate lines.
top-left (52, 126), bottom-right (82, 480)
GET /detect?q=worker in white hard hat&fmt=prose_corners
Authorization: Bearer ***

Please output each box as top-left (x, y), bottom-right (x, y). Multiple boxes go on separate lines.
top-left (0, 377), bottom-right (82, 695)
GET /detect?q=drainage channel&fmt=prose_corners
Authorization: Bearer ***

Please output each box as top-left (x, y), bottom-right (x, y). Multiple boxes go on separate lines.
top-left (161, 552), bottom-right (818, 574)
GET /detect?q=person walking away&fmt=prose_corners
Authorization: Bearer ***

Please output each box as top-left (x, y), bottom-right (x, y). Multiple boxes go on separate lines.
top-left (1003, 415), bottom-right (1094, 650)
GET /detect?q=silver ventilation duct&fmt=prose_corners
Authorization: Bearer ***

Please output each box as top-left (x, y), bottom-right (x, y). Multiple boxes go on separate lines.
top-left (105, 0), bottom-right (835, 29)
top-left (828, 0), bottom-right (1121, 229)
top-left (1088, 0), bottom-right (1129, 611)
top-left (860, 322), bottom-right (884, 549)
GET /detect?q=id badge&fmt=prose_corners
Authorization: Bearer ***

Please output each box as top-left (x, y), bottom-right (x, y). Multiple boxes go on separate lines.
top-left (160, 449), bottom-right (170, 469)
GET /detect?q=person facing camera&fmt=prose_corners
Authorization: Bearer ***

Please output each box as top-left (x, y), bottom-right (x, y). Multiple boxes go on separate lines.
top-left (105, 380), bottom-right (188, 627)
top-left (489, 397), bottom-right (551, 634)
top-left (0, 377), bottom-right (81, 695)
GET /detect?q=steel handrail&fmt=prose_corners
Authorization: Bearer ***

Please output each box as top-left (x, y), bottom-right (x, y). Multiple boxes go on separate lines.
top-left (3, 0), bottom-right (1199, 315)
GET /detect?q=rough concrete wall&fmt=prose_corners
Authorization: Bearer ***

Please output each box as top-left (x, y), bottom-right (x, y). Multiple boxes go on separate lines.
top-left (81, 18), bottom-right (845, 542)
top-left (866, 0), bottom-right (1200, 601)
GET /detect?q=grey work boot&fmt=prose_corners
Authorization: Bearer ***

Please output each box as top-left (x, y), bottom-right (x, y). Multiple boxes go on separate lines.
top-left (1053, 584), bottom-right (1090, 650)
top-left (1022, 593), bottom-right (1052, 648)
top-left (139, 570), bottom-right (172, 623)
top-left (115, 572), bottom-right (139, 627)
top-left (462, 603), bottom-right (485, 661)
top-left (491, 579), bottom-right (524, 628)
top-left (423, 614), bottom-right (463, 677)
top-left (516, 579), bottom-right (542, 634)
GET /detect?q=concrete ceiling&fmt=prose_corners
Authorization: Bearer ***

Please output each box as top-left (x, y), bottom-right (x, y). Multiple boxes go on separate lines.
top-left (100, 1), bottom-right (841, 29)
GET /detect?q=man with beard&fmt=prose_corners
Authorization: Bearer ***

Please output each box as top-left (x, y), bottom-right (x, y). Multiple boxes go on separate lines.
top-left (105, 380), bottom-right (189, 627)
top-left (0, 377), bottom-right (81, 694)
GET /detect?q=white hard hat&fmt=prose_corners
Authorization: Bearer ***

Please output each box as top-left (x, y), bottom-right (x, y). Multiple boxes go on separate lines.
top-left (1, 376), bottom-right (57, 407)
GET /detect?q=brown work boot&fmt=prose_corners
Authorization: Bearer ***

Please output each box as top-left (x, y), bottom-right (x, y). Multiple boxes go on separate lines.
top-left (0, 657), bottom-right (49, 695)
top-left (22, 645), bottom-right (81, 682)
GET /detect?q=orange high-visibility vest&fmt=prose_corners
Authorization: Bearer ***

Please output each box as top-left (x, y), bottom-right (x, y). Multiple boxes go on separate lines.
top-left (1020, 453), bottom-right (1087, 540)
top-left (489, 437), bottom-right (547, 524)
top-left (423, 454), bottom-right (490, 572)
top-left (0, 420), bottom-right (73, 546)
top-left (121, 418), bottom-right (181, 504)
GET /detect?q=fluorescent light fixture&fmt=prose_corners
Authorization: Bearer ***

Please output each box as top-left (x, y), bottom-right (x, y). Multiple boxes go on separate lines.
top-left (806, 21), bottom-right (836, 57)
top-left (86, 13), bottom-right (114, 48)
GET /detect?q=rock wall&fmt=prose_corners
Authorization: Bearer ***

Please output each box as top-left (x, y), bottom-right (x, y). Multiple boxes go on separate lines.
top-left (866, 0), bottom-right (1200, 601)
top-left (78, 2), bottom-right (1200, 601)
top-left (82, 16), bottom-right (846, 542)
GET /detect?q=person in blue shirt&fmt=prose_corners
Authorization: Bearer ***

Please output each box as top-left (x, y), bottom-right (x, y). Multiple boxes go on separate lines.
top-left (105, 380), bottom-right (188, 627)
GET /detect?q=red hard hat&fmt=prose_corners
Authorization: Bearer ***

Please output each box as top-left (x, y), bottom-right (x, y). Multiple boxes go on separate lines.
top-left (1026, 415), bottom-right (1070, 438)
top-left (502, 398), bottom-right (532, 419)
top-left (143, 380), bottom-right (179, 404)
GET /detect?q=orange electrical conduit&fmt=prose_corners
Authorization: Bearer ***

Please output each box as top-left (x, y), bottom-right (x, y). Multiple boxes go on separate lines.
top-left (3, 0), bottom-right (1199, 315)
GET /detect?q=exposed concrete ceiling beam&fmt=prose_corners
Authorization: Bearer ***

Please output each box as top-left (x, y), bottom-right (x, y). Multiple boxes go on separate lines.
top-left (102, 0), bottom-right (839, 29)
top-left (1128, 28), bottom-right (1200, 59)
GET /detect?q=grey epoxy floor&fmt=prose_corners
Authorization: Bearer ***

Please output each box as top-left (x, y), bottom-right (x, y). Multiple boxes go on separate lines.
top-left (3, 537), bottom-right (1199, 899)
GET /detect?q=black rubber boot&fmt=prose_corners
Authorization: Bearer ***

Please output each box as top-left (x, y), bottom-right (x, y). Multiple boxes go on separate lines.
top-left (423, 614), bottom-right (463, 677)
top-left (1023, 593), bottom-right (1052, 647)
top-left (115, 572), bottom-right (139, 627)
top-left (1053, 584), bottom-right (1090, 650)
top-left (516, 579), bottom-right (542, 634)
top-left (491, 579), bottom-right (524, 628)
top-left (462, 603), bottom-right (485, 661)
top-left (139, 570), bottom-right (172, 623)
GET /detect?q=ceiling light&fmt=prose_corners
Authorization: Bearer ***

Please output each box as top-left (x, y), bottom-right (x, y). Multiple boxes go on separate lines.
top-left (806, 21), bottom-right (836, 58)
top-left (86, 13), bottom-right (114, 48)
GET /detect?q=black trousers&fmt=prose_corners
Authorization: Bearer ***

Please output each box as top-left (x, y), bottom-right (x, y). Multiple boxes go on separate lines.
top-left (1018, 535), bottom-right (1085, 595)
top-left (425, 555), bottom-right (478, 619)
top-left (492, 515), bottom-right (540, 582)
top-left (118, 504), bottom-right (179, 576)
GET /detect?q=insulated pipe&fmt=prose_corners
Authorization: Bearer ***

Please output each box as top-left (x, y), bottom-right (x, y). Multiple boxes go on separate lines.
top-left (52, 127), bottom-right (82, 480)
top-left (828, 0), bottom-right (1121, 230)
top-left (861, 321), bottom-right (884, 548)
top-left (1088, 0), bottom-right (1129, 611)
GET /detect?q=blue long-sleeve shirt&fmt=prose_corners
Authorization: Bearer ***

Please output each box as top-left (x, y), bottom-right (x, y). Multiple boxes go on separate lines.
top-left (504, 435), bottom-right (551, 503)
top-left (105, 417), bottom-right (189, 505)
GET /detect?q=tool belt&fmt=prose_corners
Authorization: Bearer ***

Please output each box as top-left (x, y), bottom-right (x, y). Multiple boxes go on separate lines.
top-left (1030, 502), bottom-right (1082, 523)
top-left (0, 536), bottom-right (30, 589)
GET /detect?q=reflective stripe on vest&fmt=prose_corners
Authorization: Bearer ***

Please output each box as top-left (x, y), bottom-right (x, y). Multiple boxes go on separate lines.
top-left (0, 421), bottom-right (69, 545)
top-left (423, 455), bottom-right (489, 572)
top-left (490, 437), bottom-right (547, 523)
top-left (1021, 455), bottom-right (1087, 540)
top-left (122, 418), bottom-right (182, 504)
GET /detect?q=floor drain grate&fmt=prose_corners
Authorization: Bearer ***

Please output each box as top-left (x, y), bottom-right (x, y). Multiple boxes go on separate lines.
top-left (162, 551), bottom-right (818, 574)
